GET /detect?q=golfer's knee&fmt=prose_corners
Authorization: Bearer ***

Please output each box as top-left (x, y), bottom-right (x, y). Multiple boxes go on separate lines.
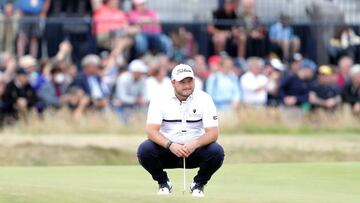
top-left (208, 142), bottom-right (225, 163)
top-left (137, 139), bottom-right (158, 159)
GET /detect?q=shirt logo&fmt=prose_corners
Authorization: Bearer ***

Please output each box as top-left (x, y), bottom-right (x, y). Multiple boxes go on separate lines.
top-left (213, 116), bottom-right (218, 120)
top-left (193, 109), bottom-right (196, 113)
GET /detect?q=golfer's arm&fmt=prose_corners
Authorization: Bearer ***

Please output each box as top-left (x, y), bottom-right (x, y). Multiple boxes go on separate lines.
top-left (195, 127), bottom-right (219, 148)
top-left (146, 124), bottom-right (169, 148)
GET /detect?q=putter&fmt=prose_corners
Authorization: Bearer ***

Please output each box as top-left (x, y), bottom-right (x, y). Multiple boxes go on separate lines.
top-left (182, 156), bottom-right (186, 195)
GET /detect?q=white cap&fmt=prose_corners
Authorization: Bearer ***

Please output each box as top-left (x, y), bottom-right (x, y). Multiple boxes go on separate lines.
top-left (129, 59), bottom-right (147, 73)
top-left (350, 64), bottom-right (360, 77)
top-left (270, 58), bottom-right (285, 71)
top-left (171, 64), bottom-right (194, 81)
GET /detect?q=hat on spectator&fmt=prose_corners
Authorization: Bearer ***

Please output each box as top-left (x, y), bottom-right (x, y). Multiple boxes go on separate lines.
top-left (133, 0), bottom-right (147, 4)
top-left (350, 64), bottom-right (360, 77)
top-left (129, 59), bottom-right (148, 73)
top-left (301, 59), bottom-right (317, 71)
top-left (208, 55), bottom-right (221, 65)
top-left (270, 58), bottom-right (285, 71)
top-left (19, 55), bottom-right (37, 68)
top-left (292, 53), bottom-right (303, 62)
top-left (318, 65), bottom-right (333, 75)
top-left (15, 67), bottom-right (27, 75)
top-left (171, 64), bottom-right (194, 81)
top-left (81, 54), bottom-right (101, 68)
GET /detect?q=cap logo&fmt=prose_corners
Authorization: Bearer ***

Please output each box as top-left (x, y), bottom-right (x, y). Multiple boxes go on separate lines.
top-left (177, 68), bottom-right (191, 75)
top-left (193, 109), bottom-right (196, 113)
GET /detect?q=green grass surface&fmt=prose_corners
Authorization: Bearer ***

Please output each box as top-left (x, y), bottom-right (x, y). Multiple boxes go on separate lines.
top-left (0, 163), bottom-right (359, 203)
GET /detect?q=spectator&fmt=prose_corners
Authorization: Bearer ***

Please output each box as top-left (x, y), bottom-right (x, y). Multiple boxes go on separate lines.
top-left (0, 1), bottom-right (18, 53)
top-left (129, 0), bottom-right (172, 57)
top-left (2, 68), bottom-right (38, 122)
top-left (336, 56), bottom-right (353, 88)
top-left (206, 55), bottom-right (240, 110)
top-left (113, 59), bottom-right (147, 121)
top-left (17, 0), bottom-right (51, 57)
top-left (93, 0), bottom-right (135, 54)
top-left (342, 65), bottom-right (360, 115)
top-left (0, 75), bottom-right (6, 125)
top-left (237, 0), bottom-right (267, 58)
top-left (208, 0), bottom-right (243, 57)
top-left (269, 14), bottom-right (300, 61)
top-left (71, 54), bottom-right (109, 110)
top-left (145, 67), bottom-right (172, 101)
top-left (240, 57), bottom-right (268, 106)
top-left (18, 55), bottom-right (39, 87)
top-left (309, 65), bottom-right (341, 111)
top-left (279, 64), bottom-right (314, 109)
top-left (37, 67), bottom-right (70, 109)
top-left (265, 58), bottom-right (285, 106)
top-left (170, 26), bottom-right (198, 60)
top-left (328, 25), bottom-right (360, 64)
top-left (0, 52), bottom-right (17, 82)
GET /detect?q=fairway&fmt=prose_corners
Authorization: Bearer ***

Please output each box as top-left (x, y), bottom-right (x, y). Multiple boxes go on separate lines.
top-left (0, 163), bottom-right (359, 203)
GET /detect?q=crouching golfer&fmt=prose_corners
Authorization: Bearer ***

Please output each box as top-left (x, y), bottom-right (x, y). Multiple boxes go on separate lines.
top-left (137, 64), bottom-right (224, 197)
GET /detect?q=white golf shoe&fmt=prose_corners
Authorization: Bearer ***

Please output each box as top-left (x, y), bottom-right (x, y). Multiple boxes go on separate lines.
top-left (157, 181), bottom-right (172, 195)
top-left (189, 182), bottom-right (205, 197)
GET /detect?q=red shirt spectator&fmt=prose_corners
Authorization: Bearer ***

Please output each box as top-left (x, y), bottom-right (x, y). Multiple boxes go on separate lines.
top-left (128, 0), bottom-right (161, 34)
top-left (93, 1), bottom-right (128, 35)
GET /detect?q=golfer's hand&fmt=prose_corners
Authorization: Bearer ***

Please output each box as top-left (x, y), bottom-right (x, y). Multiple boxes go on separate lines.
top-left (169, 143), bottom-right (187, 158)
top-left (182, 141), bottom-right (199, 157)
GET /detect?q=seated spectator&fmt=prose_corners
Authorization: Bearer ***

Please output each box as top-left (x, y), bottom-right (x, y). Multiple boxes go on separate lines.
top-left (336, 56), bottom-right (353, 88)
top-left (2, 68), bottom-right (38, 122)
top-left (237, 0), bottom-right (267, 58)
top-left (17, 0), bottom-right (51, 57)
top-left (113, 59), bottom-right (147, 121)
top-left (269, 14), bottom-right (300, 61)
top-left (279, 64), bottom-right (314, 110)
top-left (0, 2), bottom-right (18, 54)
top-left (240, 57), bottom-right (268, 106)
top-left (0, 75), bottom-right (6, 125)
top-left (206, 55), bottom-right (240, 110)
top-left (145, 67), bottom-right (172, 101)
top-left (37, 67), bottom-right (70, 109)
top-left (71, 54), bottom-right (109, 110)
top-left (93, 0), bottom-right (135, 54)
top-left (264, 58), bottom-right (285, 106)
top-left (328, 25), bottom-right (360, 64)
top-left (208, 0), bottom-right (243, 57)
top-left (309, 65), bottom-right (341, 111)
top-left (129, 0), bottom-right (172, 57)
top-left (342, 65), bottom-right (360, 115)
top-left (170, 26), bottom-right (198, 61)
top-left (18, 55), bottom-right (39, 87)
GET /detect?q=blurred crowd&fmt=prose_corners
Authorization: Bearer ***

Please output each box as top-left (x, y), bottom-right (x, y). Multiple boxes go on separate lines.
top-left (1, 0), bottom-right (360, 126)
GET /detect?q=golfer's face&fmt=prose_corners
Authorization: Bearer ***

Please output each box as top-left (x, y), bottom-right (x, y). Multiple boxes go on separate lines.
top-left (173, 77), bottom-right (195, 98)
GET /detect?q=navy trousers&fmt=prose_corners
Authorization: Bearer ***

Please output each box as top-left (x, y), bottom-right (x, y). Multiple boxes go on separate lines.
top-left (137, 139), bottom-right (225, 185)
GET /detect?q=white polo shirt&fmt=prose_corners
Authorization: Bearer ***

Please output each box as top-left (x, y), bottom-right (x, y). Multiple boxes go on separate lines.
top-left (147, 89), bottom-right (218, 144)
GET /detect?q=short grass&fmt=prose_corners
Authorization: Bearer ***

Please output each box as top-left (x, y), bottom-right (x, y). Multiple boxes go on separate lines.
top-left (0, 163), bottom-right (359, 203)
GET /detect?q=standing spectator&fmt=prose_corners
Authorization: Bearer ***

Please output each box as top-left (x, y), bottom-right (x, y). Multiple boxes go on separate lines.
top-left (309, 65), bottom-right (341, 111)
top-left (240, 57), bottom-right (268, 106)
top-left (129, 0), bottom-right (172, 57)
top-left (71, 54), bottom-right (109, 110)
top-left (2, 68), bottom-right (38, 122)
top-left (93, 0), bottom-right (135, 53)
top-left (17, 0), bottom-right (51, 57)
top-left (113, 59), bottom-right (147, 121)
top-left (336, 56), bottom-right (353, 88)
top-left (269, 14), bottom-right (300, 61)
top-left (0, 1), bottom-right (18, 53)
top-left (342, 65), bottom-right (360, 115)
top-left (206, 55), bottom-right (240, 110)
top-left (208, 0), bottom-right (243, 57)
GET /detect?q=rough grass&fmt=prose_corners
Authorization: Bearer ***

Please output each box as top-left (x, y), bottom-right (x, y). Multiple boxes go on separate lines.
top-left (0, 163), bottom-right (359, 203)
top-left (1, 106), bottom-right (360, 135)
